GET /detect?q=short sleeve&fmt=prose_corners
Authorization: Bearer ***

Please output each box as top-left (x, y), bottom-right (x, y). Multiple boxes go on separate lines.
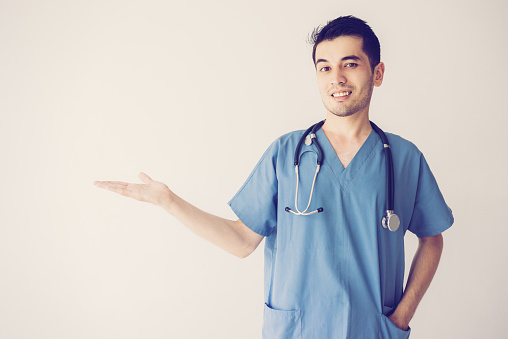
top-left (408, 154), bottom-right (454, 238)
top-left (228, 140), bottom-right (279, 236)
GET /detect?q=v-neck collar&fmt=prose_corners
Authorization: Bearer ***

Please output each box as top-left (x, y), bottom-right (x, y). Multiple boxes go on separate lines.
top-left (316, 127), bottom-right (381, 191)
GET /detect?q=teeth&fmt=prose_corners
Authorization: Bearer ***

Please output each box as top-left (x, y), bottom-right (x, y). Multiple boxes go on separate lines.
top-left (332, 92), bottom-right (351, 97)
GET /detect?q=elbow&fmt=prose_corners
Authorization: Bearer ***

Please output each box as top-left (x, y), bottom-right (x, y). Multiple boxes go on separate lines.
top-left (234, 236), bottom-right (263, 259)
top-left (419, 233), bottom-right (444, 253)
top-left (235, 252), bottom-right (250, 259)
top-left (234, 242), bottom-right (256, 259)
top-left (230, 220), bottom-right (264, 259)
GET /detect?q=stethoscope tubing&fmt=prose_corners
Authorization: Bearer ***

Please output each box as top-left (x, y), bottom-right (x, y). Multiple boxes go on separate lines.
top-left (293, 121), bottom-right (325, 166)
top-left (369, 121), bottom-right (394, 212)
top-left (287, 120), bottom-right (399, 231)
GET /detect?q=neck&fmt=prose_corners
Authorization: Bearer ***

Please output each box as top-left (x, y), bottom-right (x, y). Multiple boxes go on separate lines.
top-left (321, 111), bottom-right (372, 140)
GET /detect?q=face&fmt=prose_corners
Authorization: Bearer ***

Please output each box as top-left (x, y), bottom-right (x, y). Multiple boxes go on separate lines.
top-left (315, 36), bottom-right (384, 118)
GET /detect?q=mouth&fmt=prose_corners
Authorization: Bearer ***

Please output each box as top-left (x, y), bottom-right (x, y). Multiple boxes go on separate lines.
top-left (330, 90), bottom-right (352, 100)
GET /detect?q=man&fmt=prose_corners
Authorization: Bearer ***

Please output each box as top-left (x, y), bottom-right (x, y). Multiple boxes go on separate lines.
top-left (95, 16), bottom-right (453, 339)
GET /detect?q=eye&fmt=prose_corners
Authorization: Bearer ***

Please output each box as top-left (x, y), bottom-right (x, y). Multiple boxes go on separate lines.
top-left (319, 66), bottom-right (331, 72)
top-left (345, 63), bottom-right (358, 68)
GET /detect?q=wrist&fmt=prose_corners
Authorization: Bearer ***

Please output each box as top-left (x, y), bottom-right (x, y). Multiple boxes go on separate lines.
top-left (158, 190), bottom-right (176, 213)
top-left (390, 304), bottom-right (414, 330)
top-left (389, 311), bottom-right (410, 331)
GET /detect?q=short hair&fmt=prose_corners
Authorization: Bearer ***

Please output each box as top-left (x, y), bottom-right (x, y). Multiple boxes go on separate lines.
top-left (310, 15), bottom-right (381, 72)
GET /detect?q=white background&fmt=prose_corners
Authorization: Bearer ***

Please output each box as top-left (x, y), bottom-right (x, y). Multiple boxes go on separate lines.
top-left (1, 0), bottom-right (507, 338)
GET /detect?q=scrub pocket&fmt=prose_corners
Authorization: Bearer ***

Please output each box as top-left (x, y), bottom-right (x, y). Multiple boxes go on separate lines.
top-left (378, 312), bottom-right (411, 339)
top-left (262, 303), bottom-right (302, 339)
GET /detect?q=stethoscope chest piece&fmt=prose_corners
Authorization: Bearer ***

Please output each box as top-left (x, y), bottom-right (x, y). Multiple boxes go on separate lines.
top-left (382, 211), bottom-right (400, 232)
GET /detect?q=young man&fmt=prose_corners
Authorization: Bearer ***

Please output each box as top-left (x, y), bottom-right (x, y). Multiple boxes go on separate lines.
top-left (95, 16), bottom-right (453, 339)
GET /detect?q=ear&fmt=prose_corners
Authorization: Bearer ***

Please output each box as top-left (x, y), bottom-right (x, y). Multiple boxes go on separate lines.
top-left (373, 62), bottom-right (385, 87)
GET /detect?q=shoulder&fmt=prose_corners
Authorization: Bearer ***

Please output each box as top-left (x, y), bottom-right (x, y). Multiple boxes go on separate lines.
top-left (274, 129), bottom-right (306, 146)
top-left (385, 132), bottom-right (423, 159)
top-left (265, 129), bottom-right (306, 155)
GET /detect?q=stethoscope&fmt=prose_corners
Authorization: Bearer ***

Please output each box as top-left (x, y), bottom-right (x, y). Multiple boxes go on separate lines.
top-left (284, 120), bottom-right (401, 232)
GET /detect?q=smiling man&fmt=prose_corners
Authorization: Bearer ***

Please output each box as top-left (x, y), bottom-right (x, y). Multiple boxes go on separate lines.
top-left (316, 37), bottom-right (380, 119)
top-left (95, 16), bottom-right (454, 339)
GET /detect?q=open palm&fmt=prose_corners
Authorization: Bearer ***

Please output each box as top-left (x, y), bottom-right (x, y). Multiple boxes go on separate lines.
top-left (94, 172), bottom-right (171, 206)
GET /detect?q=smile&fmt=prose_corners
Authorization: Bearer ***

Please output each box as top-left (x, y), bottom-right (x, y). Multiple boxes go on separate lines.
top-left (331, 91), bottom-right (351, 98)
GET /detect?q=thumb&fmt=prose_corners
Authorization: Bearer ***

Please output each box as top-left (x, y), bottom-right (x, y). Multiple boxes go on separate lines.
top-left (138, 172), bottom-right (153, 184)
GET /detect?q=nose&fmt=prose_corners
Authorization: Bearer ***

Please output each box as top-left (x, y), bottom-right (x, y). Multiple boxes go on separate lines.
top-left (331, 68), bottom-right (346, 85)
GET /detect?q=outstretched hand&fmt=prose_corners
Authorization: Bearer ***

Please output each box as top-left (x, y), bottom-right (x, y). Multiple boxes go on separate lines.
top-left (94, 172), bottom-right (172, 206)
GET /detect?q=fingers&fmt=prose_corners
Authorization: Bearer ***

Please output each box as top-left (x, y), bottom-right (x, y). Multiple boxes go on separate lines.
top-left (138, 172), bottom-right (153, 184)
top-left (94, 181), bottom-right (132, 195)
top-left (95, 181), bottom-right (144, 202)
top-left (94, 181), bottom-right (130, 194)
top-left (94, 172), bottom-right (152, 188)
top-left (94, 181), bottom-right (128, 188)
top-left (94, 173), bottom-right (152, 200)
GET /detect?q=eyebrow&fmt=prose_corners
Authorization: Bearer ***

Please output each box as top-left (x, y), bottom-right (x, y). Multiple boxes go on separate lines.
top-left (315, 55), bottom-right (362, 65)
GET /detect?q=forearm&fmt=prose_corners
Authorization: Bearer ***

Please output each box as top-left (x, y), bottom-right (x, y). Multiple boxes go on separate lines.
top-left (390, 234), bottom-right (444, 329)
top-left (159, 192), bottom-right (259, 258)
top-left (94, 173), bottom-right (261, 258)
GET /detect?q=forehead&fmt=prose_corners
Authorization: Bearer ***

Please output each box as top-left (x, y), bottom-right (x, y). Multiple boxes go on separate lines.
top-left (315, 35), bottom-right (367, 62)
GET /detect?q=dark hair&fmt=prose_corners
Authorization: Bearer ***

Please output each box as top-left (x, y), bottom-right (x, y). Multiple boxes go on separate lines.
top-left (310, 15), bottom-right (380, 72)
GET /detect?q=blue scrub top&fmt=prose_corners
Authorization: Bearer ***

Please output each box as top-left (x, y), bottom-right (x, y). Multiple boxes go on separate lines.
top-left (228, 126), bottom-right (454, 339)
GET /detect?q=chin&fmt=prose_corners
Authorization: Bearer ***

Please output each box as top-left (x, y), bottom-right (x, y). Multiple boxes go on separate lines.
top-left (327, 106), bottom-right (357, 118)
top-left (332, 111), bottom-right (356, 118)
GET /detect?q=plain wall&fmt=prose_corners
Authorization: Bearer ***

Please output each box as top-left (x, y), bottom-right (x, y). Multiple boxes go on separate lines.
top-left (1, 0), bottom-right (507, 338)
